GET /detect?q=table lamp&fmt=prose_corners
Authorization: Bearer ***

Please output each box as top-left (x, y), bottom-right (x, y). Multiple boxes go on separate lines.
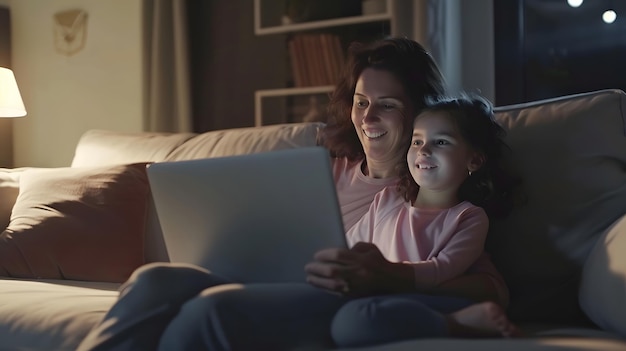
top-left (0, 67), bottom-right (26, 168)
top-left (0, 67), bottom-right (26, 117)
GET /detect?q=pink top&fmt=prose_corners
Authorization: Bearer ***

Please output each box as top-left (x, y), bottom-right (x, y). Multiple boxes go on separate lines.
top-left (347, 187), bottom-right (510, 306)
top-left (332, 157), bottom-right (398, 231)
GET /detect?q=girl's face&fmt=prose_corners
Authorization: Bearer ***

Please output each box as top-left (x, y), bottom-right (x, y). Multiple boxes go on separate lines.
top-left (351, 68), bottom-right (413, 165)
top-left (407, 110), bottom-right (482, 194)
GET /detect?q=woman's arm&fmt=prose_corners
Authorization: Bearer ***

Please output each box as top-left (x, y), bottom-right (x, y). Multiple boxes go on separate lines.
top-left (370, 262), bottom-right (506, 307)
top-left (305, 242), bottom-right (507, 307)
top-left (355, 255), bottom-right (506, 307)
top-left (372, 257), bottom-right (509, 307)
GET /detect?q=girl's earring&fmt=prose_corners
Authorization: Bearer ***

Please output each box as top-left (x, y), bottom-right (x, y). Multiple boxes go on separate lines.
top-left (468, 170), bottom-right (473, 176)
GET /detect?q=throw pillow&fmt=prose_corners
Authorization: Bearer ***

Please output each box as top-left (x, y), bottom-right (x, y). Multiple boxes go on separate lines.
top-left (579, 213), bottom-right (626, 337)
top-left (0, 163), bottom-right (150, 283)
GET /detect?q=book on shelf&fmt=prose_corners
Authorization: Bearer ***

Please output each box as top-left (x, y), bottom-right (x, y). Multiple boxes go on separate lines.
top-left (319, 34), bottom-right (336, 85)
top-left (287, 38), bottom-right (304, 87)
top-left (326, 33), bottom-right (345, 85)
top-left (288, 33), bottom-right (345, 88)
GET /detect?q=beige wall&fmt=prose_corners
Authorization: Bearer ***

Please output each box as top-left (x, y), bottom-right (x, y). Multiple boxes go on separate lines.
top-left (7, 0), bottom-right (143, 167)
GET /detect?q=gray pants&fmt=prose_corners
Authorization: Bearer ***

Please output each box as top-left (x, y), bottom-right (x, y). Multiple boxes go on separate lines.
top-left (77, 263), bottom-right (469, 351)
top-left (77, 263), bottom-right (346, 351)
top-left (331, 294), bottom-right (472, 347)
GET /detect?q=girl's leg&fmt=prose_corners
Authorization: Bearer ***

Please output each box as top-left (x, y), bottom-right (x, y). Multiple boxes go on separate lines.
top-left (447, 301), bottom-right (523, 338)
top-left (331, 294), bottom-right (469, 347)
top-left (158, 283), bottom-right (347, 351)
top-left (331, 294), bottom-right (521, 348)
top-left (77, 262), bottom-right (231, 351)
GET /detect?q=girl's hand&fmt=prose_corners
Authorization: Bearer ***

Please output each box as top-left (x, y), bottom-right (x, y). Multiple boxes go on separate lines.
top-left (304, 242), bottom-right (397, 296)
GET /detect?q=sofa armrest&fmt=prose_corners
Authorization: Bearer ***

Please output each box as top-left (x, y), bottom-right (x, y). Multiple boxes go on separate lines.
top-left (0, 168), bottom-right (28, 229)
top-left (579, 212), bottom-right (626, 336)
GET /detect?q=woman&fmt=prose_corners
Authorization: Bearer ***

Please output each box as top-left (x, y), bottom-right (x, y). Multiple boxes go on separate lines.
top-left (77, 38), bottom-right (503, 351)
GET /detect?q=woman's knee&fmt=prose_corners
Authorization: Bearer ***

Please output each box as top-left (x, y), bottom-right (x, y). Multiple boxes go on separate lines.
top-left (159, 284), bottom-right (247, 351)
top-left (120, 262), bottom-right (228, 303)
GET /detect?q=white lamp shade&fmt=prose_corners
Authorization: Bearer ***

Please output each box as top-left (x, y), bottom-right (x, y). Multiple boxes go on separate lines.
top-left (0, 67), bottom-right (26, 117)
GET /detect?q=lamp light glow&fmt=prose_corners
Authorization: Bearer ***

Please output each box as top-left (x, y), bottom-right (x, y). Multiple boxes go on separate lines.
top-left (0, 67), bottom-right (26, 117)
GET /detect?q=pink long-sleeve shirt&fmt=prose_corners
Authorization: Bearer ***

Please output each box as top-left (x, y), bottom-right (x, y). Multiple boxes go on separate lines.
top-left (332, 157), bottom-right (509, 305)
top-left (347, 187), bottom-right (509, 305)
top-left (332, 157), bottom-right (398, 232)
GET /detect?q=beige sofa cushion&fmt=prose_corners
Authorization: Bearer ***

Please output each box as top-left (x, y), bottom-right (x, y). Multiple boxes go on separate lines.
top-left (579, 212), bottom-right (626, 337)
top-left (0, 163), bottom-right (150, 283)
top-left (0, 279), bottom-right (118, 351)
top-left (0, 168), bottom-right (21, 230)
top-left (489, 89), bottom-right (626, 323)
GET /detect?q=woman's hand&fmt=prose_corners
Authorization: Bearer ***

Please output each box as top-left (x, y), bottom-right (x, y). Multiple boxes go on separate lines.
top-left (304, 242), bottom-right (413, 296)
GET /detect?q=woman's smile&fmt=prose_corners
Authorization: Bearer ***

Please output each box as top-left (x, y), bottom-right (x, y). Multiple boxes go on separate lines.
top-left (362, 128), bottom-right (388, 139)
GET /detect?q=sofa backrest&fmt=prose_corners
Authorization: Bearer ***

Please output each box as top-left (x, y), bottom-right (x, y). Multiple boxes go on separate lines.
top-left (67, 91), bottom-right (626, 325)
top-left (71, 129), bottom-right (197, 167)
top-left (71, 123), bottom-right (324, 263)
top-left (489, 89), bottom-right (626, 323)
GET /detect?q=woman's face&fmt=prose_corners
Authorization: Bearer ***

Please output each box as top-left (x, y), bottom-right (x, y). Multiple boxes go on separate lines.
top-left (351, 68), bottom-right (413, 164)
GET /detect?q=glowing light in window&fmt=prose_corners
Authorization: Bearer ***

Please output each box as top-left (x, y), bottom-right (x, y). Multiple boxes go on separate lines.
top-left (567, 0), bottom-right (584, 7)
top-left (603, 9), bottom-right (617, 23)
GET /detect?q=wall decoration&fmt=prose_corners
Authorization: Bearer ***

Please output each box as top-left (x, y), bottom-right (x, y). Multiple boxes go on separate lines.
top-left (53, 9), bottom-right (88, 56)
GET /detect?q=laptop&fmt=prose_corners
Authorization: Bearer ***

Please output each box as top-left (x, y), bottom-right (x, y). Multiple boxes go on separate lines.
top-left (146, 146), bottom-right (348, 284)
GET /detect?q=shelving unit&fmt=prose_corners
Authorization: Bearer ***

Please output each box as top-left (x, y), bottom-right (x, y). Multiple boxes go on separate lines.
top-left (254, 85), bottom-right (334, 127)
top-left (253, 0), bottom-right (418, 126)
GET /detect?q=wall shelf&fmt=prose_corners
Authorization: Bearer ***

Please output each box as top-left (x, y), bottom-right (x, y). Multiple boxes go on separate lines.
top-left (255, 85), bottom-right (334, 126)
top-left (255, 13), bottom-right (392, 35)
top-left (253, 0), bottom-right (417, 126)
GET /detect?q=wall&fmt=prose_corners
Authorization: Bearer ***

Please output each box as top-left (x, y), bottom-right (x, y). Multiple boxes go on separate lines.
top-left (7, 0), bottom-right (144, 167)
top-left (188, 0), bottom-right (286, 132)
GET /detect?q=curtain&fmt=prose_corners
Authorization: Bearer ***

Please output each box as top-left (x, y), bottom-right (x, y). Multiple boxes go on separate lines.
top-left (144, 0), bottom-right (192, 132)
top-left (427, 0), bottom-right (463, 93)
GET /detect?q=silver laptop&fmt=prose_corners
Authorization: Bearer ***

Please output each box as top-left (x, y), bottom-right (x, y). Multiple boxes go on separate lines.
top-left (146, 147), bottom-right (347, 284)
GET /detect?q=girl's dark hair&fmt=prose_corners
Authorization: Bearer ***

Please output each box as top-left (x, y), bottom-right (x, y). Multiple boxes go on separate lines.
top-left (398, 93), bottom-right (520, 218)
top-left (319, 37), bottom-right (446, 160)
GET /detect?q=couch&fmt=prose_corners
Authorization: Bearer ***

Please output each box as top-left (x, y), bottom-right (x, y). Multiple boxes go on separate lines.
top-left (0, 89), bottom-right (625, 351)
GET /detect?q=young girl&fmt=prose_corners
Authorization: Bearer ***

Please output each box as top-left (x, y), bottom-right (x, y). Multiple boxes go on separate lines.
top-left (332, 94), bottom-right (521, 347)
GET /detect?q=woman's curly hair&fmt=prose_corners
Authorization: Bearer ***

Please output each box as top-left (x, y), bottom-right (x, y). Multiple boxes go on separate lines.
top-left (319, 37), bottom-right (445, 160)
